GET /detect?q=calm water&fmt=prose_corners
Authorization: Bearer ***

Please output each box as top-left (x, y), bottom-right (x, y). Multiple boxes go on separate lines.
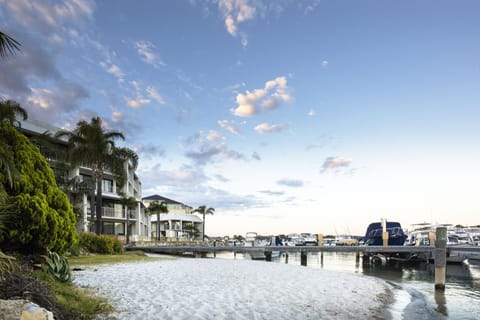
top-left (209, 251), bottom-right (480, 319)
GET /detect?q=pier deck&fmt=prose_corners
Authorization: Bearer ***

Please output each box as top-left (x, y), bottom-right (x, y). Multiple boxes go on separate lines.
top-left (127, 244), bottom-right (480, 256)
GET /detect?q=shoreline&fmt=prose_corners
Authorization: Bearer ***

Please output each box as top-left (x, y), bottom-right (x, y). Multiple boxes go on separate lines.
top-left (73, 257), bottom-right (394, 319)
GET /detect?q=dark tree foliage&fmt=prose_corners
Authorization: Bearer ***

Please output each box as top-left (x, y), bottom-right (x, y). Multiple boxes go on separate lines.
top-left (0, 122), bottom-right (77, 254)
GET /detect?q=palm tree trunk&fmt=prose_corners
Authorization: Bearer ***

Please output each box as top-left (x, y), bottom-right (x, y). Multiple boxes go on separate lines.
top-left (156, 212), bottom-right (160, 241)
top-left (95, 176), bottom-right (103, 235)
top-left (125, 205), bottom-right (129, 244)
top-left (203, 213), bottom-right (205, 241)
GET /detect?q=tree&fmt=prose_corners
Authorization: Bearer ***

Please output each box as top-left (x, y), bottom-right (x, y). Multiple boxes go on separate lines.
top-left (0, 122), bottom-right (77, 254)
top-left (119, 193), bottom-right (137, 244)
top-left (0, 31), bottom-right (21, 58)
top-left (182, 222), bottom-right (200, 240)
top-left (0, 99), bottom-right (27, 128)
top-left (148, 200), bottom-right (168, 241)
top-left (0, 100), bottom-right (28, 189)
top-left (56, 117), bottom-right (138, 235)
top-left (192, 205), bottom-right (215, 241)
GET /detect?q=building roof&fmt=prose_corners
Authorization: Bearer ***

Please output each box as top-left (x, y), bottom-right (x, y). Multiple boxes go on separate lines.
top-left (155, 213), bottom-right (203, 223)
top-left (142, 194), bottom-right (190, 207)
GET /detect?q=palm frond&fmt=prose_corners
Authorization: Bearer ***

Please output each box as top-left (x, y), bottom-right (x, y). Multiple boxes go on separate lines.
top-left (0, 32), bottom-right (21, 58)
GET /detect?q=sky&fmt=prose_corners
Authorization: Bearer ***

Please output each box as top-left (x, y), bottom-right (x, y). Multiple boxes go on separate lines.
top-left (1, 0), bottom-right (480, 237)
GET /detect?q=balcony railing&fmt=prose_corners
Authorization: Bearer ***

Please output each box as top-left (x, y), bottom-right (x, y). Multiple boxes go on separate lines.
top-left (87, 208), bottom-right (137, 220)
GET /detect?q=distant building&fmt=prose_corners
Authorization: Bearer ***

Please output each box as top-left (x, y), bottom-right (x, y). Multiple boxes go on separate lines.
top-left (142, 194), bottom-right (203, 240)
top-left (18, 119), bottom-right (151, 242)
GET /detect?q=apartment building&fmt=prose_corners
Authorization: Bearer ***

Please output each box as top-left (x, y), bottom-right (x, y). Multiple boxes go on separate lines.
top-left (19, 119), bottom-right (150, 242)
top-left (142, 194), bottom-right (203, 240)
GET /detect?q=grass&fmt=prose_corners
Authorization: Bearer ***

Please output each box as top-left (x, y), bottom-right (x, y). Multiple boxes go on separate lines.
top-left (43, 273), bottom-right (115, 320)
top-left (68, 250), bottom-right (171, 267)
top-left (50, 250), bottom-right (171, 319)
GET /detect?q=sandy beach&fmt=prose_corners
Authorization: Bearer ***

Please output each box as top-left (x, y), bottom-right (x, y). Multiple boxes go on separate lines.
top-left (73, 257), bottom-right (392, 319)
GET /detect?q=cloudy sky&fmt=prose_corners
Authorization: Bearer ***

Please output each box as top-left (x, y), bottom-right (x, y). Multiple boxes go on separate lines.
top-left (1, 0), bottom-right (479, 236)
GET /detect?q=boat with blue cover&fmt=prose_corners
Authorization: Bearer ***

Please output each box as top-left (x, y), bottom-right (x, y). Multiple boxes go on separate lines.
top-left (361, 221), bottom-right (407, 246)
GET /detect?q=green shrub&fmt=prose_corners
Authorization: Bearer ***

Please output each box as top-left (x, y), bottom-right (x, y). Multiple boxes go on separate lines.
top-left (79, 232), bottom-right (123, 254)
top-left (44, 251), bottom-right (71, 283)
top-left (0, 123), bottom-right (77, 254)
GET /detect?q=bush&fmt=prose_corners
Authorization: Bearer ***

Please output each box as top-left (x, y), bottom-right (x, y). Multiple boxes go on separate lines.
top-left (0, 123), bottom-right (77, 254)
top-left (79, 232), bottom-right (123, 254)
top-left (44, 251), bottom-right (71, 283)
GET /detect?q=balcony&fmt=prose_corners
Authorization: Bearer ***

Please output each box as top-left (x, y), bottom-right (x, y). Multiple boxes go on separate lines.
top-left (87, 208), bottom-right (137, 220)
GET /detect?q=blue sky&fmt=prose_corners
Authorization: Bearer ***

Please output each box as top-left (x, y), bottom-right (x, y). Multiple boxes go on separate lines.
top-left (1, 0), bottom-right (479, 236)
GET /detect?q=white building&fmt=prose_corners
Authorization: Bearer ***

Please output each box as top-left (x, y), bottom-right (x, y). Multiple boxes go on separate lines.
top-left (19, 119), bottom-right (150, 242)
top-left (142, 194), bottom-right (203, 240)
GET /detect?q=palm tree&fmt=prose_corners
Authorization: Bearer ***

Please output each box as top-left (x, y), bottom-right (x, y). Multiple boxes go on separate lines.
top-left (119, 193), bottom-right (137, 244)
top-left (56, 117), bottom-right (138, 235)
top-left (0, 31), bottom-right (21, 58)
top-left (182, 222), bottom-right (200, 240)
top-left (0, 100), bottom-right (28, 127)
top-left (148, 200), bottom-right (168, 241)
top-left (192, 205), bottom-right (215, 241)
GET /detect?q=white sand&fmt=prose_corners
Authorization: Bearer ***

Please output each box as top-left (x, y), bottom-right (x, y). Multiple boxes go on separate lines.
top-left (73, 258), bottom-right (392, 319)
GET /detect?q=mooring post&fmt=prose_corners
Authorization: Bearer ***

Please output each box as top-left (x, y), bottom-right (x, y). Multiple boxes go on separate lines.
top-left (382, 218), bottom-right (389, 247)
top-left (318, 234), bottom-right (324, 265)
top-left (285, 252), bottom-right (289, 264)
top-left (355, 250), bottom-right (360, 268)
top-left (435, 227), bottom-right (447, 290)
top-left (300, 251), bottom-right (307, 266)
top-left (265, 251), bottom-right (272, 262)
top-left (428, 231), bottom-right (436, 246)
top-left (213, 241), bottom-right (216, 258)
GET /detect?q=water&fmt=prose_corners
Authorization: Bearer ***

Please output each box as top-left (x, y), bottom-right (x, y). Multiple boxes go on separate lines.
top-left (209, 251), bottom-right (480, 319)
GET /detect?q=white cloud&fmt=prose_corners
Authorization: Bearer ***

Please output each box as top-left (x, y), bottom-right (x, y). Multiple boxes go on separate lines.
top-left (146, 86), bottom-right (166, 104)
top-left (218, 120), bottom-right (241, 135)
top-left (134, 40), bottom-right (165, 68)
top-left (321, 156), bottom-right (352, 173)
top-left (111, 111), bottom-right (123, 123)
top-left (304, 0), bottom-right (321, 14)
top-left (27, 88), bottom-right (52, 109)
top-left (225, 15), bottom-right (237, 35)
top-left (125, 80), bottom-right (161, 108)
top-left (217, 0), bottom-right (256, 47)
top-left (308, 109), bottom-right (316, 116)
top-left (277, 179), bottom-right (304, 188)
top-left (125, 97), bottom-right (150, 108)
top-left (232, 76), bottom-right (292, 117)
top-left (99, 60), bottom-right (125, 82)
top-left (206, 130), bottom-right (222, 142)
top-left (321, 60), bottom-right (329, 67)
top-left (254, 122), bottom-right (287, 134)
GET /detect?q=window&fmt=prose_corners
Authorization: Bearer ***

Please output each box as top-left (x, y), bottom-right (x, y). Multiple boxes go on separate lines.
top-left (102, 179), bottom-right (113, 193)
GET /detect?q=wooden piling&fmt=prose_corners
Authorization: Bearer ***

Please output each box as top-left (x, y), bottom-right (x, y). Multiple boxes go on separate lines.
top-left (434, 227), bottom-right (447, 290)
top-left (428, 231), bottom-right (436, 246)
top-left (317, 234), bottom-right (323, 247)
top-left (382, 218), bottom-right (389, 247)
top-left (265, 251), bottom-right (272, 262)
top-left (300, 251), bottom-right (307, 266)
top-left (285, 253), bottom-right (289, 264)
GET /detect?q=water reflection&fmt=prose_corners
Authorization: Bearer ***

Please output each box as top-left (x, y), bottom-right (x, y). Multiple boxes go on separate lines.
top-left (435, 290), bottom-right (448, 316)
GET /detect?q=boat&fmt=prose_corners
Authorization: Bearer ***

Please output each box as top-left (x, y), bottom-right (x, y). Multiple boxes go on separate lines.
top-left (361, 221), bottom-right (407, 246)
top-left (244, 232), bottom-right (283, 260)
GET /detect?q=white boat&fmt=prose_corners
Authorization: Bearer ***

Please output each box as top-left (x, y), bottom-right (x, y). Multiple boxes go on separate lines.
top-left (244, 232), bottom-right (282, 260)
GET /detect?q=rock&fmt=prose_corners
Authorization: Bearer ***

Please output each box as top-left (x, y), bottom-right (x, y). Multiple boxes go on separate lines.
top-left (0, 299), bottom-right (54, 320)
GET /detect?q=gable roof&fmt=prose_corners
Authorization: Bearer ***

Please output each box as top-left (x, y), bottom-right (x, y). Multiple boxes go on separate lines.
top-left (142, 194), bottom-right (190, 207)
